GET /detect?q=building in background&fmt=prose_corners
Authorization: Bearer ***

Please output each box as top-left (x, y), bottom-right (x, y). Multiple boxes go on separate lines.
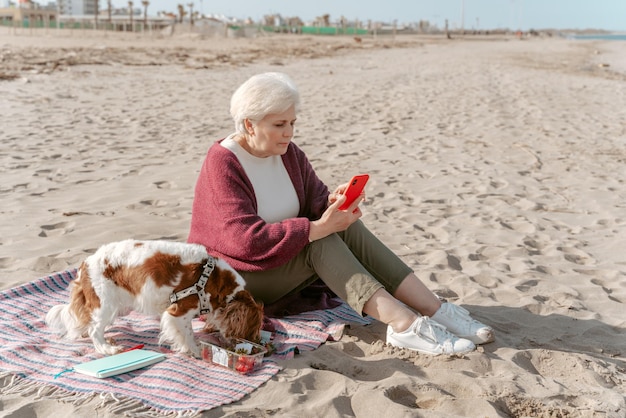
top-left (57, 0), bottom-right (96, 16)
top-left (0, 0), bottom-right (58, 26)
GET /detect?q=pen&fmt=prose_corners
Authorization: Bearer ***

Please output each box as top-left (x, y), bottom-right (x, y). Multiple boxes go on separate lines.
top-left (121, 344), bottom-right (144, 352)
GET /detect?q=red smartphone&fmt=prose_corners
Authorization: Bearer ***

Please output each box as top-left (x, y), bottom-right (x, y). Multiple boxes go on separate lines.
top-left (338, 174), bottom-right (369, 210)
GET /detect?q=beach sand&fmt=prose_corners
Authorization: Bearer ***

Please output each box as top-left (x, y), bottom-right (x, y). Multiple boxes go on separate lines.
top-left (1, 27), bottom-right (625, 417)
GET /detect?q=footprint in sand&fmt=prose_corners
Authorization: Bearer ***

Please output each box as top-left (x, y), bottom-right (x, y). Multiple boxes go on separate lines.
top-left (121, 169), bottom-right (140, 177)
top-left (522, 236), bottom-right (549, 252)
top-left (126, 200), bottom-right (168, 209)
top-left (338, 151), bottom-right (359, 158)
top-left (154, 181), bottom-right (173, 189)
top-left (41, 154), bottom-right (63, 160)
top-left (489, 179), bottom-right (509, 190)
top-left (534, 265), bottom-right (562, 275)
top-left (515, 279), bottom-right (539, 292)
top-left (75, 178), bottom-right (107, 185)
top-left (0, 257), bottom-right (16, 268)
top-left (513, 349), bottom-right (624, 392)
top-left (33, 255), bottom-right (71, 273)
top-left (498, 217), bottom-right (536, 234)
top-left (420, 250), bottom-right (449, 269)
top-left (309, 361), bottom-right (366, 379)
top-left (446, 254), bottom-right (463, 271)
top-left (39, 221), bottom-right (75, 237)
top-left (33, 169), bottom-right (53, 176)
top-left (385, 384), bottom-right (453, 410)
top-left (13, 183), bottom-right (33, 191)
top-left (469, 273), bottom-right (500, 289)
top-left (384, 386), bottom-right (419, 409)
top-left (307, 344), bottom-right (369, 378)
top-left (589, 277), bottom-right (622, 303)
top-left (558, 246), bottom-right (595, 265)
top-left (352, 382), bottom-right (471, 417)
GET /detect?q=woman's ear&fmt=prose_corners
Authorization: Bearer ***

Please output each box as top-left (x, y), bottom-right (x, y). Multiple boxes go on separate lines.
top-left (244, 119), bottom-right (254, 135)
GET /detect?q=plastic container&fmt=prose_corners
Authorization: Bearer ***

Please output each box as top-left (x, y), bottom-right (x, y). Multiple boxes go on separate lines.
top-left (199, 333), bottom-right (267, 374)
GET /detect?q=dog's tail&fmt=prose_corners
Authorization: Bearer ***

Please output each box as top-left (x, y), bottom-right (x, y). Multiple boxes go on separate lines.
top-left (45, 263), bottom-right (92, 340)
top-left (45, 302), bottom-right (90, 340)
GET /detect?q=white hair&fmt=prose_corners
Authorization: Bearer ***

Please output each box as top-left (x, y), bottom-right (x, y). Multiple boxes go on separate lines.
top-left (230, 72), bottom-right (301, 135)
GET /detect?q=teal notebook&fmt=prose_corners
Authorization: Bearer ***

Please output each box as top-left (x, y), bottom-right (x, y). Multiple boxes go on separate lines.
top-left (74, 349), bottom-right (166, 378)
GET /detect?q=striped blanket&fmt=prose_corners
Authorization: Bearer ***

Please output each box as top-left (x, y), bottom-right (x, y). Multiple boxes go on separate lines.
top-left (0, 269), bottom-right (370, 415)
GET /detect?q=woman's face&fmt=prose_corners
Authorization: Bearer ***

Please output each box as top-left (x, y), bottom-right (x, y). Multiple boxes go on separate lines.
top-left (244, 105), bottom-right (296, 158)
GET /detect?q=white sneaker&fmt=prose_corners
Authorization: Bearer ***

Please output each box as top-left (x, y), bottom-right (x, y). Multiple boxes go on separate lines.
top-left (386, 316), bottom-right (476, 355)
top-left (431, 302), bottom-right (495, 345)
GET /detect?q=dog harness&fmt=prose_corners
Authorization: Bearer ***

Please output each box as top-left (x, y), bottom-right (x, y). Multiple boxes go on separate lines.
top-left (169, 256), bottom-right (216, 314)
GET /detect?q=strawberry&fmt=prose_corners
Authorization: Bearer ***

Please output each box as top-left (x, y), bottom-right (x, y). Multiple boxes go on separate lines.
top-left (235, 356), bottom-right (256, 373)
top-left (201, 346), bottom-right (211, 362)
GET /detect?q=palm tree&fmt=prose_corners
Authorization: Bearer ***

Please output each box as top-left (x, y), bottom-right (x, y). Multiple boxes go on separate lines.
top-left (94, 0), bottom-right (99, 28)
top-left (177, 4), bottom-right (185, 23)
top-left (187, 2), bottom-right (194, 26)
top-left (142, 0), bottom-right (149, 28)
top-left (107, 0), bottom-right (112, 26)
top-left (128, 1), bottom-right (134, 31)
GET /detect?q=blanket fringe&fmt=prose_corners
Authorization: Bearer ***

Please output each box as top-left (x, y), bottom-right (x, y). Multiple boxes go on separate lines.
top-left (1, 372), bottom-right (96, 406)
top-left (98, 392), bottom-right (199, 417)
top-left (1, 372), bottom-right (198, 417)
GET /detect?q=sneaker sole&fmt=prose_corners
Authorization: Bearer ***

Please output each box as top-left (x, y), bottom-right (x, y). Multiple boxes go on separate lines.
top-left (386, 340), bottom-right (475, 356)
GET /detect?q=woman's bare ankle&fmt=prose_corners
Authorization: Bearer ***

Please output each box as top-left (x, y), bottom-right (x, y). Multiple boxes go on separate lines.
top-left (389, 314), bottom-right (418, 333)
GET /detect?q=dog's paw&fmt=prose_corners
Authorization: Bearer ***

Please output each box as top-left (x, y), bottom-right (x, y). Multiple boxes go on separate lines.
top-left (92, 337), bottom-right (124, 355)
top-left (94, 343), bottom-right (123, 356)
top-left (181, 344), bottom-right (201, 359)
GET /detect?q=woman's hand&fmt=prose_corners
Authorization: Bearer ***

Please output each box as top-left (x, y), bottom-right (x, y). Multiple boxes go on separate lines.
top-left (310, 191), bottom-right (364, 242)
top-left (328, 182), bottom-right (349, 205)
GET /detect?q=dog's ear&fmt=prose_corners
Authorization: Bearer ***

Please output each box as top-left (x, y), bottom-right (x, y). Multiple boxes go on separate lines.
top-left (202, 321), bottom-right (219, 334)
top-left (215, 292), bottom-right (263, 342)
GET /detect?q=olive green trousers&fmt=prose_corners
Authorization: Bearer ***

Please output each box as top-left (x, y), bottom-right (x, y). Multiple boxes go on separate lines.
top-left (240, 220), bottom-right (413, 315)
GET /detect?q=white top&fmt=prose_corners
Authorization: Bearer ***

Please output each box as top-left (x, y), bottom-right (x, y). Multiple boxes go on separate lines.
top-left (221, 135), bottom-right (300, 223)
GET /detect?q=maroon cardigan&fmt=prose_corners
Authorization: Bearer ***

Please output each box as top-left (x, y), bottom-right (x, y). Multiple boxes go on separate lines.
top-left (188, 140), bottom-right (330, 271)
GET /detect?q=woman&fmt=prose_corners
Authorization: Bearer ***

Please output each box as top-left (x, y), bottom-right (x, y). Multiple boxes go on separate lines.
top-left (188, 72), bottom-right (494, 355)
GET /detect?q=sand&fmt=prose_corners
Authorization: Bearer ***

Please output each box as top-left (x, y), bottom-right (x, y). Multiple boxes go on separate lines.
top-left (1, 27), bottom-right (625, 417)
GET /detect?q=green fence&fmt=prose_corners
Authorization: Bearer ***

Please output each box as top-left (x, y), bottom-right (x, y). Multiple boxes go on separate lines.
top-left (0, 20), bottom-right (151, 30)
top-left (0, 20), bottom-right (81, 29)
top-left (301, 26), bottom-right (368, 35)
top-left (2, 20), bottom-right (370, 35)
top-left (258, 25), bottom-right (368, 35)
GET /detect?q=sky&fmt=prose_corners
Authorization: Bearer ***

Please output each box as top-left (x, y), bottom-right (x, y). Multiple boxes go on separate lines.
top-left (114, 0), bottom-right (625, 32)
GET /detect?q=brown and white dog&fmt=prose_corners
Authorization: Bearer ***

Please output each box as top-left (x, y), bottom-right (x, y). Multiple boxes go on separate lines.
top-left (45, 239), bottom-right (263, 357)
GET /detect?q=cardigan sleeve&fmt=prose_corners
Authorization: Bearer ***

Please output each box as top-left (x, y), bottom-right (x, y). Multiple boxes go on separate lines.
top-left (188, 141), bottom-right (329, 272)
